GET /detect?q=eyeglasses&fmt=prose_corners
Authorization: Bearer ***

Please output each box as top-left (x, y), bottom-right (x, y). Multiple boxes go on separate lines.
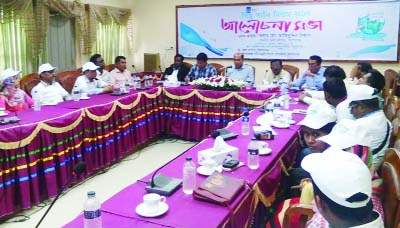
top-left (308, 62), bottom-right (318, 66)
top-left (348, 103), bottom-right (359, 110)
top-left (43, 70), bottom-right (55, 74)
top-left (88, 70), bottom-right (97, 73)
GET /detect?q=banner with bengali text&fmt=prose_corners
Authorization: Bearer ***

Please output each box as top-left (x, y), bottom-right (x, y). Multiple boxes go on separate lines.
top-left (177, 1), bottom-right (400, 61)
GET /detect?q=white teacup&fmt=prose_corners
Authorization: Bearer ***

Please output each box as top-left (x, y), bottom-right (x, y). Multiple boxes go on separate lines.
top-left (142, 193), bottom-right (166, 214)
top-left (203, 159), bottom-right (217, 172)
top-left (81, 92), bottom-right (88, 98)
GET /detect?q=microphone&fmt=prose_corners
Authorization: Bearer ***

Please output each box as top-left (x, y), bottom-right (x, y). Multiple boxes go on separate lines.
top-left (35, 162), bottom-right (86, 228)
top-left (131, 65), bottom-right (137, 73)
top-left (145, 143), bottom-right (198, 196)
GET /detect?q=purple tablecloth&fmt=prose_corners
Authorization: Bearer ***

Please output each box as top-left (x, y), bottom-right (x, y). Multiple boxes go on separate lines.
top-left (0, 86), bottom-right (274, 219)
top-left (63, 99), bottom-right (307, 228)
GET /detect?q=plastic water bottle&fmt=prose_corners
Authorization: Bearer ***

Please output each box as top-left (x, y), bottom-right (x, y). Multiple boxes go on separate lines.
top-left (124, 80), bottom-right (130, 92)
top-left (246, 78), bottom-right (252, 89)
top-left (182, 157), bottom-right (196, 194)
top-left (72, 86), bottom-right (80, 101)
top-left (133, 76), bottom-right (140, 89)
top-left (83, 191), bottom-right (102, 228)
top-left (241, 108), bottom-right (250, 136)
top-left (32, 90), bottom-right (41, 111)
top-left (283, 88), bottom-right (290, 109)
top-left (148, 75), bottom-right (153, 87)
top-left (184, 75), bottom-right (190, 84)
top-left (247, 139), bottom-right (259, 170)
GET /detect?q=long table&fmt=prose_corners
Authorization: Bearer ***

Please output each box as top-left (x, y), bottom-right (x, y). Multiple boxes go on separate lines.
top-left (63, 100), bottom-right (307, 228)
top-left (0, 86), bottom-right (275, 219)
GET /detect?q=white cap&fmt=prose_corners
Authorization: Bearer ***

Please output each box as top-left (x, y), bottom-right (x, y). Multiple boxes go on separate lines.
top-left (0, 68), bottom-right (21, 81)
top-left (318, 119), bottom-right (372, 149)
top-left (38, 63), bottom-right (56, 74)
top-left (301, 147), bottom-right (372, 208)
top-left (346, 84), bottom-right (378, 103)
top-left (297, 101), bottom-right (336, 129)
top-left (82, 62), bottom-right (99, 72)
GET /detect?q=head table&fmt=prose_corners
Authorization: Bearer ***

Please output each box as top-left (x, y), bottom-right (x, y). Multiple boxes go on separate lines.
top-left (0, 84), bottom-right (305, 226)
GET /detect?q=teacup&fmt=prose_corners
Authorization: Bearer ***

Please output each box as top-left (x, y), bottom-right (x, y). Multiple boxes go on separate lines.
top-left (81, 92), bottom-right (88, 98)
top-left (203, 159), bottom-right (217, 172)
top-left (142, 193), bottom-right (166, 213)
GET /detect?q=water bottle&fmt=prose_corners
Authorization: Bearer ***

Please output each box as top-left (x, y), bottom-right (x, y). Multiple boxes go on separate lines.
top-left (133, 76), bottom-right (140, 89)
top-left (182, 157), bottom-right (196, 194)
top-left (241, 108), bottom-right (250, 136)
top-left (83, 191), bottom-right (102, 228)
top-left (247, 139), bottom-right (259, 170)
top-left (184, 75), bottom-right (190, 84)
top-left (148, 75), bottom-right (153, 87)
top-left (283, 88), bottom-right (290, 110)
top-left (72, 86), bottom-right (80, 101)
top-left (246, 78), bottom-right (252, 89)
top-left (32, 90), bottom-right (41, 111)
top-left (124, 80), bottom-right (130, 92)
top-left (272, 77), bottom-right (278, 87)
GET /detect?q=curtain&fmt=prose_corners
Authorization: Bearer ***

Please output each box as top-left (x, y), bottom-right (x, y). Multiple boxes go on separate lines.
top-left (95, 21), bottom-right (127, 65)
top-left (0, 3), bottom-right (32, 74)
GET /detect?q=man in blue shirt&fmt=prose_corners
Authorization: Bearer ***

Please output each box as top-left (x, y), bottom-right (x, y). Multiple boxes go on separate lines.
top-left (225, 53), bottom-right (254, 83)
top-left (292, 55), bottom-right (326, 90)
top-left (187, 52), bottom-right (217, 79)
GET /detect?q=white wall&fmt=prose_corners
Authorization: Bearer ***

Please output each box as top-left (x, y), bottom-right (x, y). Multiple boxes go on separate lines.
top-left (88, 0), bottom-right (400, 83)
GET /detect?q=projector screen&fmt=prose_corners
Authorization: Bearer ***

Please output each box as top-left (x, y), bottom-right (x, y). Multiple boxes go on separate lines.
top-left (176, 0), bottom-right (400, 61)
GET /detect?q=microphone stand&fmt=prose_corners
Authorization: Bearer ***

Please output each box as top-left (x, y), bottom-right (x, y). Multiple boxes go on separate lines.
top-left (35, 162), bottom-right (86, 228)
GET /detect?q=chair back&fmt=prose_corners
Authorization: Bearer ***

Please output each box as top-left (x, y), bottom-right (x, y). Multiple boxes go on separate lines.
top-left (104, 64), bottom-right (115, 72)
top-left (20, 73), bottom-right (41, 96)
top-left (282, 65), bottom-right (300, 81)
top-left (383, 69), bottom-right (398, 98)
top-left (381, 148), bottom-right (400, 228)
top-left (209, 63), bottom-right (225, 76)
top-left (183, 62), bottom-right (193, 70)
top-left (56, 70), bottom-right (81, 93)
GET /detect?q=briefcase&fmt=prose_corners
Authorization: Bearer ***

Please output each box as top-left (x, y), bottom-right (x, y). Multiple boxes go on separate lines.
top-left (193, 172), bottom-right (246, 205)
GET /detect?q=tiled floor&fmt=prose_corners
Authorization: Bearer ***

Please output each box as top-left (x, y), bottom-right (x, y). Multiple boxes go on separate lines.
top-left (1, 138), bottom-right (196, 228)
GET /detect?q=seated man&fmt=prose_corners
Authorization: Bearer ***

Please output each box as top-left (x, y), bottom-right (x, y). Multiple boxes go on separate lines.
top-left (302, 148), bottom-right (384, 227)
top-left (351, 61), bottom-right (373, 83)
top-left (0, 68), bottom-right (33, 112)
top-left (288, 101), bottom-right (336, 188)
top-left (73, 62), bottom-right (113, 95)
top-left (265, 59), bottom-right (291, 86)
top-left (299, 65), bottom-right (346, 104)
top-left (163, 54), bottom-right (190, 82)
top-left (292, 55), bottom-right (325, 90)
top-left (31, 63), bottom-right (71, 105)
top-left (225, 53), bottom-right (254, 83)
top-left (90, 54), bottom-right (110, 83)
top-left (323, 78), bottom-right (354, 121)
top-left (347, 84), bottom-right (391, 169)
top-left (357, 69), bottom-right (385, 108)
top-left (186, 52), bottom-right (217, 79)
top-left (109, 56), bottom-right (132, 89)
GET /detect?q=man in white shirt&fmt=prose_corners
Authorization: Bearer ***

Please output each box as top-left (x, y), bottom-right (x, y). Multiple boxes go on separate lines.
top-left (347, 84), bottom-right (391, 169)
top-left (90, 54), bottom-right (110, 83)
top-left (31, 63), bottom-right (71, 105)
top-left (322, 78), bottom-right (354, 121)
top-left (265, 59), bottom-right (291, 85)
top-left (225, 53), bottom-right (254, 83)
top-left (302, 148), bottom-right (384, 228)
top-left (74, 62), bottom-right (112, 95)
top-left (109, 56), bottom-right (132, 89)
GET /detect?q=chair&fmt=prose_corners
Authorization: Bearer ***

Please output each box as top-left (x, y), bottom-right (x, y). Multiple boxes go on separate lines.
top-left (282, 203), bottom-right (315, 228)
top-left (384, 95), bottom-right (398, 122)
top-left (104, 64), bottom-right (115, 72)
top-left (282, 65), bottom-right (300, 81)
top-left (183, 62), bottom-right (193, 70)
top-left (56, 70), bottom-right (81, 93)
top-left (20, 73), bottom-right (41, 96)
top-left (383, 69), bottom-right (398, 98)
top-left (380, 148), bottom-right (400, 228)
top-left (209, 63), bottom-right (225, 76)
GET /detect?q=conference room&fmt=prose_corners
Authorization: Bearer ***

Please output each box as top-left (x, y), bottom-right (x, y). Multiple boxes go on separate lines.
top-left (0, 0), bottom-right (399, 227)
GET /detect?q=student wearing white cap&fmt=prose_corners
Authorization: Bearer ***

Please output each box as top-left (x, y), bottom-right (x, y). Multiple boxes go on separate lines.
top-left (31, 63), bottom-right (72, 105)
top-left (0, 68), bottom-right (33, 112)
top-left (73, 62), bottom-right (113, 95)
top-left (346, 84), bottom-right (391, 169)
top-left (302, 147), bottom-right (384, 227)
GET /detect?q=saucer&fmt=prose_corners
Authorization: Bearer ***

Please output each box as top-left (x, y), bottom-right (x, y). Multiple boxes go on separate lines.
top-left (80, 96), bottom-right (90, 100)
top-left (42, 102), bottom-right (58, 106)
top-left (259, 147), bottom-right (272, 155)
top-left (197, 166), bottom-right (215, 176)
top-left (0, 112), bottom-right (8, 117)
top-left (272, 121), bottom-right (290, 128)
top-left (136, 202), bottom-right (168, 217)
